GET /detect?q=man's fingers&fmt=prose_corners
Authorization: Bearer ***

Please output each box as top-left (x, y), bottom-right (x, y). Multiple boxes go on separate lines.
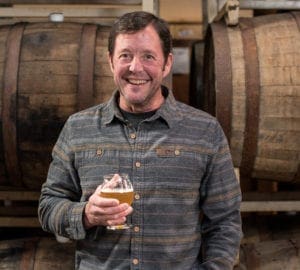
top-left (89, 205), bottom-right (132, 226)
top-left (98, 203), bottom-right (132, 216)
top-left (107, 216), bottom-right (127, 226)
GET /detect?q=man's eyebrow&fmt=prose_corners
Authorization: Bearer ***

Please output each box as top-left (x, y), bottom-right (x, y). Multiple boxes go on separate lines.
top-left (141, 49), bottom-right (158, 56)
top-left (118, 48), bottom-right (131, 53)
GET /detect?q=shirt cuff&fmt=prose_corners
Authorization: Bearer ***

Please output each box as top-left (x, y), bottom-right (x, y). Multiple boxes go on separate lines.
top-left (68, 202), bottom-right (87, 240)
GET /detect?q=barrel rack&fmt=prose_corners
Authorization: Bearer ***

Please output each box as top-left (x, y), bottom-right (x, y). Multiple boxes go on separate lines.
top-left (1, 194), bottom-right (300, 227)
top-left (203, 0), bottom-right (300, 26)
top-left (1, 184), bottom-right (300, 228)
top-left (241, 192), bottom-right (300, 212)
top-left (234, 168), bottom-right (300, 213)
top-left (0, 0), bottom-right (159, 25)
top-left (0, 190), bottom-right (40, 227)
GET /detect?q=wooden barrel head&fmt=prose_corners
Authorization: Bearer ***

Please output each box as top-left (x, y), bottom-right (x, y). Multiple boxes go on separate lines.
top-left (0, 22), bottom-right (115, 190)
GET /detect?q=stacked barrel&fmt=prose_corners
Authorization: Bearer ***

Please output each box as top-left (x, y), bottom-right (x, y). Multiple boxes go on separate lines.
top-left (0, 22), bottom-right (114, 190)
top-left (202, 12), bottom-right (300, 184)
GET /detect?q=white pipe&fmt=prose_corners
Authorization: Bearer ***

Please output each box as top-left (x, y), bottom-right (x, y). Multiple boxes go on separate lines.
top-left (49, 12), bottom-right (64, 22)
top-left (239, 0), bottom-right (300, 10)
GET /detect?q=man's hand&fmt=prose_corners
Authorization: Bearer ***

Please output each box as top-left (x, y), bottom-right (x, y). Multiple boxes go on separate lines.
top-left (84, 185), bottom-right (133, 229)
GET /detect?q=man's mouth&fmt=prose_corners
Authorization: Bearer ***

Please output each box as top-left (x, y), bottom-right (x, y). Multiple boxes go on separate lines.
top-left (127, 79), bottom-right (149, 85)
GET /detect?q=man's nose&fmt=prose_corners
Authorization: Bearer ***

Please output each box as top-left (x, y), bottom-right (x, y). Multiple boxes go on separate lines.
top-left (129, 57), bottom-right (143, 72)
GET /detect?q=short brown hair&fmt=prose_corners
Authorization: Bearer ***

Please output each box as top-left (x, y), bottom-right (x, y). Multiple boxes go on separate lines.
top-left (108, 11), bottom-right (172, 61)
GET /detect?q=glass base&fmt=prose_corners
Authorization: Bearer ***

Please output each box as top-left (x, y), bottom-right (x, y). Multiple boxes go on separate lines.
top-left (107, 224), bottom-right (131, 230)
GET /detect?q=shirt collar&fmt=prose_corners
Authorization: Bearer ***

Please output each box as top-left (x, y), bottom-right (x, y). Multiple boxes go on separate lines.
top-left (155, 86), bottom-right (181, 129)
top-left (101, 86), bottom-right (182, 129)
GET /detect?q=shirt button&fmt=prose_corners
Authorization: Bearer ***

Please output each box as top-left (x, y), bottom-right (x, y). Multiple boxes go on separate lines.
top-left (134, 226), bottom-right (140, 232)
top-left (133, 258), bottom-right (139, 265)
top-left (96, 148), bottom-right (102, 156)
top-left (135, 161), bottom-right (141, 168)
top-left (130, 133), bottom-right (136, 139)
top-left (135, 194), bottom-right (140, 200)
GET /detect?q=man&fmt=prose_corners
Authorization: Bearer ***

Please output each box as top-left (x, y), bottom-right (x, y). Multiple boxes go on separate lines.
top-left (39, 11), bottom-right (242, 270)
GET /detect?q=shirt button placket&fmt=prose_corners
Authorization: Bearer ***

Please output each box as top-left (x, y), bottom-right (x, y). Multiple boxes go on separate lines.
top-left (131, 130), bottom-right (142, 270)
top-left (132, 189), bottom-right (141, 269)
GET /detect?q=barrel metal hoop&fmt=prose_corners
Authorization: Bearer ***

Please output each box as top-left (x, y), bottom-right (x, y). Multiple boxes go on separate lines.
top-left (2, 23), bottom-right (25, 187)
top-left (291, 11), bottom-right (300, 31)
top-left (239, 18), bottom-right (260, 177)
top-left (78, 24), bottom-right (98, 111)
top-left (203, 26), bottom-right (215, 114)
top-left (211, 21), bottom-right (233, 142)
top-left (295, 164), bottom-right (300, 183)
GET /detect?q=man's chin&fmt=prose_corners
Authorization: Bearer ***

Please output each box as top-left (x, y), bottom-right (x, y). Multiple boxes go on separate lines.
top-left (121, 87), bottom-right (147, 101)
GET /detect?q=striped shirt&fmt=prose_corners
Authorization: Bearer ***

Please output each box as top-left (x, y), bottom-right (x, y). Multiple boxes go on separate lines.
top-left (38, 87), bottom-right (242, 270)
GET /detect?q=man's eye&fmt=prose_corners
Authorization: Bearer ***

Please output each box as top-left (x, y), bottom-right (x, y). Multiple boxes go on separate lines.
top-left (144, 54), bottom-right (155, 60)
top-left (119, 54), bottom-right (130, 59)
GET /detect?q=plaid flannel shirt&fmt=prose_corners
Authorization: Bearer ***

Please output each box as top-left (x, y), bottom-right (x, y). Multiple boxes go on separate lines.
top-left (39, 87), bottom-right (242, 270)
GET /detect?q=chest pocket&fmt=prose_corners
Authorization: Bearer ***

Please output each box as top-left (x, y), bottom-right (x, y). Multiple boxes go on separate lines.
top-left (156, 146), bottom-right (181, 157)
top-left (146, 145), bottom-right (209, 183)
top-left (75, 147), bottom-right (120, 182)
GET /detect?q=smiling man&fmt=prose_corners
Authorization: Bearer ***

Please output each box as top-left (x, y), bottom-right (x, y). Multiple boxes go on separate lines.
top-left (39, 11), bottom-right (242, 270)
top-left (108, 18), bottom-right (172, 113)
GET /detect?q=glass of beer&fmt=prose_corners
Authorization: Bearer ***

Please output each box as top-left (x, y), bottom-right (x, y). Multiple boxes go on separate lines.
top-left (100, 173), bottom-right (134, 230)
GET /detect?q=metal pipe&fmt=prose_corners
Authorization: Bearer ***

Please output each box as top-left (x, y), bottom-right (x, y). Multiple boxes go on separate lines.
top-left (239, 0), bottom-right (300, 10)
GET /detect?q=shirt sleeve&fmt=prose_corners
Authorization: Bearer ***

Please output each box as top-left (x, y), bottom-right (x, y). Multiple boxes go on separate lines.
top-left (199, 120), bottom-right (243, 269)
top-left (38, 118), bottom-right (87, 240)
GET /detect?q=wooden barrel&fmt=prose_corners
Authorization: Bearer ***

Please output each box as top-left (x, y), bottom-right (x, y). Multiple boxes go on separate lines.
top-left (0, 237), bottom-right (75, 269)
top-left (0, 22), bottom-right (115, 190)
top-left (202, 12), bottom-right (300, 182)
top-left (237, 214), bottom-right (300, 269)
top-left (237, 237), bottom-right (300, 270)
top-left (189, 41), bottom-right (205, 109)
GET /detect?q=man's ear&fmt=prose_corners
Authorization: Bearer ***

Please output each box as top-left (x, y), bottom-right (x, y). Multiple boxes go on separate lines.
top-left (163, 53), bottom-right (173, 78)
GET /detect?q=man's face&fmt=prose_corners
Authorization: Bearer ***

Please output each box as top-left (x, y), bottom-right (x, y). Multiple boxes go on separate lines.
top-left (108, 25), bottom-right (173, 113)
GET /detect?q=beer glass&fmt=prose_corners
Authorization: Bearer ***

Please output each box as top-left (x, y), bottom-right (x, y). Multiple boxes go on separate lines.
top-left (100, 173), bottom-right (134, 230)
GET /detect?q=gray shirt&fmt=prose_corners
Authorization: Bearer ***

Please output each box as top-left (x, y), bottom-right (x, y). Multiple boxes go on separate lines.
top-left (38, 87), bottom-right (242, 270)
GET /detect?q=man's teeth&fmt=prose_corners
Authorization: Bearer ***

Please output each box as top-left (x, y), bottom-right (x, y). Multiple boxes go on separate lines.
top-left (128, 79), bottom-right (147, 85)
